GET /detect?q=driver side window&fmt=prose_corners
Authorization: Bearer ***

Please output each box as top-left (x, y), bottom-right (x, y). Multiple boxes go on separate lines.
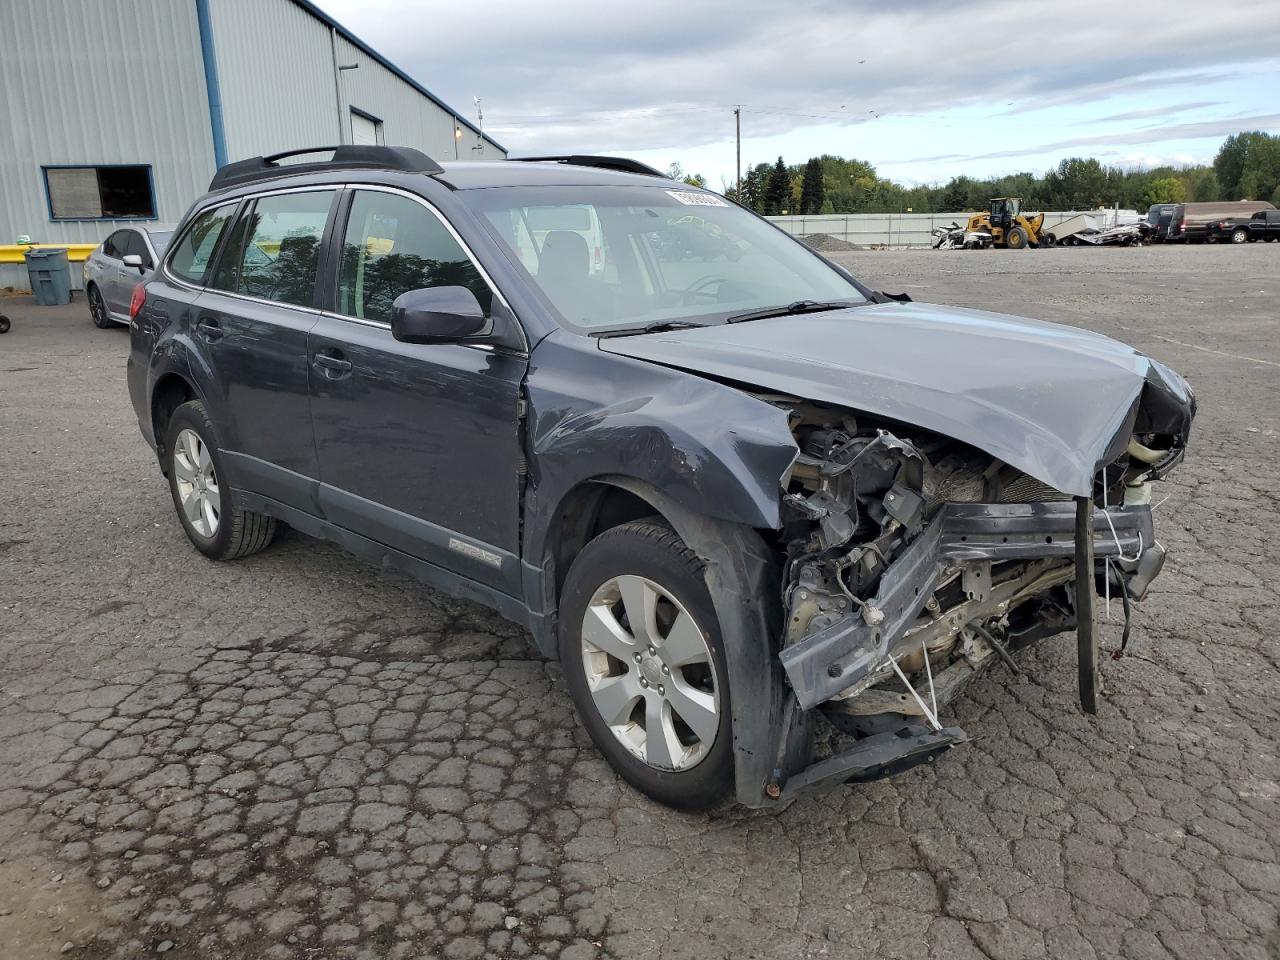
top-left (337, 190), bottom-right (492, 325)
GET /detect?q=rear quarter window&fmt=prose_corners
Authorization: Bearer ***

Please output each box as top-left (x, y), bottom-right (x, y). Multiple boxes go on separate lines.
top-left (168, 205), bottom-right (236, 285)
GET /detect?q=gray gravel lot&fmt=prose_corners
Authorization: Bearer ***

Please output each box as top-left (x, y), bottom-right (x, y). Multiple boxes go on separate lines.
top-left (1, 245), bottom-right (1277, 959)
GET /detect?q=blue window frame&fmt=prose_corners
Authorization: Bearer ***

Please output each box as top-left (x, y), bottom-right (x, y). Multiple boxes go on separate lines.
top-left (42, 164), bottom-right (157, 221)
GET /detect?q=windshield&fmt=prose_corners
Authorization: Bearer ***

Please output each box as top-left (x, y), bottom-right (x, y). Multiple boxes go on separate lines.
top-left (460, 184), bottom-right (866, 333)
top-left (148, 230), bottom-right (174, 254)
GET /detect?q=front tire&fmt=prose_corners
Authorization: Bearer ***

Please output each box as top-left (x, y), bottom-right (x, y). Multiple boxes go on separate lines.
top-left (558, 520), bottom-right (733, 811)
top-left (1006, 226), bottom-right (1028, 249)
top-left (164, 400), bottom-right (278, 561)
top-left (1231, 228), bottom-right (1249, 244)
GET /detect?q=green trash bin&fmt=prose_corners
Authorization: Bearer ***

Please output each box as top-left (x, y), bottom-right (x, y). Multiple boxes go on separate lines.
top-left (25, 247), bottom-right (72, 306)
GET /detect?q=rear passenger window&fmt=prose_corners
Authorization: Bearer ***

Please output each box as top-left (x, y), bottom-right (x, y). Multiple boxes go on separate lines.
top-left (168, 205), bottom-right (235, 284)
top-left (234, 191), bottom-right (333, 307)
top-left (102, 230), bottom-right (128, 259)
top-left (337, 190), bottom-right (492, 325)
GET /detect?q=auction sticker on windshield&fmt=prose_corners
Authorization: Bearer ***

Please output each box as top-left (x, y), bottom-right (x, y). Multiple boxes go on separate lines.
top-left (666, 190), bottom-right (729, 207)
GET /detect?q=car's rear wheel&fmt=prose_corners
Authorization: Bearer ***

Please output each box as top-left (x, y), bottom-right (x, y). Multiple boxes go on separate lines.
top-left (558, 520), bottom-right (733, 810)
top-left (88, 285), bottom-right (112, 329)
top-left (165, 400), bottom-right (278, 561)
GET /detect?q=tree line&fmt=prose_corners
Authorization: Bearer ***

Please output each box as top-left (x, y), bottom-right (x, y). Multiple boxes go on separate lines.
top-left (675, 131), bottom-right (1280, 215)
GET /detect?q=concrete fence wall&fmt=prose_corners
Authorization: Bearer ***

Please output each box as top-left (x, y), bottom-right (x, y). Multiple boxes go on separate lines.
top-left (767, 210), bottom-right (1122, 249)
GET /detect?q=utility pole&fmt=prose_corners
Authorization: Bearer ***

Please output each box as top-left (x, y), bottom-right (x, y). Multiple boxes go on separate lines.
top-left (473, 97), bottom-right (484, 154)
top-left (734, 106), bottom-right (741, 198)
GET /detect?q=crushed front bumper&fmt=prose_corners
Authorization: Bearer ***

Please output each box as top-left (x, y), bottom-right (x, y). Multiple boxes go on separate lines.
top-left (765, 500), bottom-right (1161, 801)
top-left (779, 500), bottom-right (1155, 710)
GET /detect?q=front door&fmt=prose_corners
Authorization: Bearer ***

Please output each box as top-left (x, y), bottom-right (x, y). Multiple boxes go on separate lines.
top-left (97, 229), bottom-right (132, 317)
top-left (188, 188), bottom-right (337, 508)
top-left (308, 187), bottom-right (528, 595)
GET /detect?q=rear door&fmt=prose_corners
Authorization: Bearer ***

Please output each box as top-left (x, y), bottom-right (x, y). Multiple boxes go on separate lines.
top-left (307, 186), bottom-right (528, 594)
top-left (188, 188), bottom-right (338, 509)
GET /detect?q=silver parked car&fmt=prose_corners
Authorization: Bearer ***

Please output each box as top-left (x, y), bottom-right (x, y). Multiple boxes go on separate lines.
top-left (83, 224), bottom-right (175, 328)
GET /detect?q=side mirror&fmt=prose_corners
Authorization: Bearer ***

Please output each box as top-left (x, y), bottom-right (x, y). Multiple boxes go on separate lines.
top-left (390, 286), bottom-right (489, 344)
top-left (122, 254), bottom-right (145, 272)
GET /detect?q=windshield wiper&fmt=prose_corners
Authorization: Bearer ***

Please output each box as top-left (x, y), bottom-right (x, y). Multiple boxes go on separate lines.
top-left (596, 320), bottom-right (709, 338)
top-left (724, 299), bottom-right (859, 324)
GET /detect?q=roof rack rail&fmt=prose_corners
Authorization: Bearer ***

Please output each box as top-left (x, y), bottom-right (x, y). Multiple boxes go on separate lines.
top-left (209, 145), bottom-right (444, 192)
top-left (511, 155), bottom-right (668, 178)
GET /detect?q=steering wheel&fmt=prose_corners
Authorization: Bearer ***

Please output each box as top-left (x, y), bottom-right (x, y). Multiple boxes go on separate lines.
top-left (680, 275), bottom-right (729, 306)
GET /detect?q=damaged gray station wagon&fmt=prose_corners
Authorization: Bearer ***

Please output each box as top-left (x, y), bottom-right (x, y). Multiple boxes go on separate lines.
top-left (127, 146), bottom-right (1195, 810)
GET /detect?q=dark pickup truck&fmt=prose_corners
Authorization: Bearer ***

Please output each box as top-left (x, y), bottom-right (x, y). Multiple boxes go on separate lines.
top-left (1205, 209), bottom-right (1280, 244)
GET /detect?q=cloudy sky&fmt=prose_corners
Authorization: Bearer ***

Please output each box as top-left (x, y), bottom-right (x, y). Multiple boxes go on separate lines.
top-left (315, 0), bottom-right (1280, 187)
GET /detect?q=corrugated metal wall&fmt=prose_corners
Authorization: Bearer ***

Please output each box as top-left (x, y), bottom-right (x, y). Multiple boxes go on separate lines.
top-left (208, 0), bottom-right (340, 160)
top-left (333, 34), bottom-right (504, 162)
top-left (210, 0), bottom-right (505, 164)
top-left (0, 0), bottom-right (214, 248)
top-left (0, 0), bottom-right (502, 266)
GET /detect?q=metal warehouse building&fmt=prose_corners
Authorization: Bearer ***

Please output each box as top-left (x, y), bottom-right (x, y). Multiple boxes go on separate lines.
top-left (0, 0), bottom-right (504, 288)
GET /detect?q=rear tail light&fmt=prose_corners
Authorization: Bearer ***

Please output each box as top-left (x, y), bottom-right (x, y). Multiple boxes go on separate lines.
top-left (128, 282), bottom-right (146, 320)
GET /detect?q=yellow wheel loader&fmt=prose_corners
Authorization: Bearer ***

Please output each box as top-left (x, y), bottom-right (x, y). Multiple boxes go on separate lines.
top-left (965, 198), bottom-right (1050, 249)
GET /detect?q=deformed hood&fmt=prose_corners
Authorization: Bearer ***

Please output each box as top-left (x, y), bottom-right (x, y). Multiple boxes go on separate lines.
top-left (600, 301), bottom-right (1194, 497)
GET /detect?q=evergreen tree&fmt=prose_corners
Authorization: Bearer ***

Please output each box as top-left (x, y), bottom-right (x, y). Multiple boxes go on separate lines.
top-left (741, 163), bottom-right (768, 211)
top-left (762, 157), bottom-right (791, 215)
top-left (799, 158), bottom-right (825, 214)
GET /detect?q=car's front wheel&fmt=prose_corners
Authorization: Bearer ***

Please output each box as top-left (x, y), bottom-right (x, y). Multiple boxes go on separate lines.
top-left (1231, 228), bottom-right (1249, 244)
top-left (164, 400), bottom-right (278, 561)
top-left (559, 520), bottom-right (733, 810)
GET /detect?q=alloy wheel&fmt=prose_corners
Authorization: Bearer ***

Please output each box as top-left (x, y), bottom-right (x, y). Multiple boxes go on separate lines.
top-left (89, 288), bottom-right (108, 327)
top-left (173, 428), bottom-right (220, 537)
top-left (579, 574), bottom-right (720, 771)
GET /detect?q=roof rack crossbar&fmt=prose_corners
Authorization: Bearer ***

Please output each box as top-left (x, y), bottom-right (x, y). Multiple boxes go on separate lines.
top-left (209, 145), bottom-right (444, 192)
top-left (511, 155), bottom-right (668, 178)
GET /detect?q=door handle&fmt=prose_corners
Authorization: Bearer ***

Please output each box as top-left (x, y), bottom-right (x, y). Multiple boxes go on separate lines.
top-left (195, 317), bottom-right (223, 342)
top-left (313, 350), bottom-right (353, 379)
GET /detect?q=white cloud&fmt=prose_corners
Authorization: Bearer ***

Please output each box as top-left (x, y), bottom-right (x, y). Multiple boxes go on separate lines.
top-left (313, 0), bottom-right (1280, 180)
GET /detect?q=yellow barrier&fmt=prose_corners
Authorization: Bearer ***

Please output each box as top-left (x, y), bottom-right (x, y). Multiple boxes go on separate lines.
top-left (0, 243), bottom-right (99, 264)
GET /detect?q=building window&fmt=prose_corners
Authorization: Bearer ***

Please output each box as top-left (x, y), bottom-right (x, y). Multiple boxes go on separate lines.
top-left (43, 165), bottom-right (156, 220)
top-left (350, 109), bottom-right (384, 147)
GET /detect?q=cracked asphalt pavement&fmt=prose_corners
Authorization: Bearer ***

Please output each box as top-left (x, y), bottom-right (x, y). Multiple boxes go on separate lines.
top-left (1, 245), bottom-right (1278, 959)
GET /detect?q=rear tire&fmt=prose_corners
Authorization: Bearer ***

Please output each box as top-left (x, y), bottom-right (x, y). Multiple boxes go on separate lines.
top-left (164, 400), bottom-right (278, 561)
top-left (1006, 226), bottom-right (1028, 249)
top-left (1041, 232), bottom-right (1057, 248)
top-left (0, 315), bottom-right (9, 334)
top-left (88, 285), bottom-right (113, 329)
top-left (558, 520), bottom-right (734, 811)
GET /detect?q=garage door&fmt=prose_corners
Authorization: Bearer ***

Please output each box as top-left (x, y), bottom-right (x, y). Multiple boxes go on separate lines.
top-left (351, 111), bottom-right (381, 146)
